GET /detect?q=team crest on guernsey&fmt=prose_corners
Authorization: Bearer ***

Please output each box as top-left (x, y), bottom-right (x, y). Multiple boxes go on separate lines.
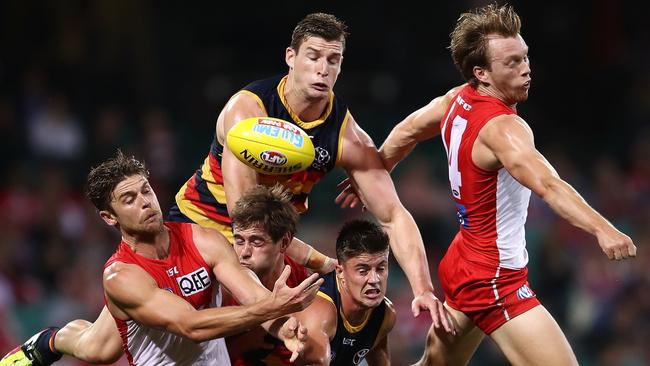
top-left (311, 146), bottom-right (331, 171)
top-left (352, 349), bottom-right (370, 364)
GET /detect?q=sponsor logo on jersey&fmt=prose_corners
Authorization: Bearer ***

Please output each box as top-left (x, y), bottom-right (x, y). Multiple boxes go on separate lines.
top-left (253, 120), bottom-right (304, 148)
top-left (166, 266), bottom-right (179, 276)
top-left (516, 284), bottom-right (534, 300)
top-left (352, 349), bottom-right (370, 364)
top-left (176, 267), bottom-right (211, 297)
top-left (455, 203), bottom-right (470, 228)
top-left (239, 149), bottom-right (303, 174)
top-left (259, 150), bottom-right (288, 166)
top-left (342, 337), bottom-right (356, 346)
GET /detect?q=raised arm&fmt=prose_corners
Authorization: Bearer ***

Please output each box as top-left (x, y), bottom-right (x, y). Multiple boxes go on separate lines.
top-left (339, 116), bottom-right (454, 334)
top-left (478, 114), bottom-right (636, 260)
top-left (379, 85), bottom-right (463, 172)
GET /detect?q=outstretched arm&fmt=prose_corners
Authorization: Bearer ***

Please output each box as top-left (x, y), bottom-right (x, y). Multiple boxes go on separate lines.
top-left (336, 85), bottom-right (461, 209)
top-left (339, 116), bottom-right (454, 334)
top-left (379, 86), bottom-right (463, 172)
top-left (479, 114), bottom-right (636, 260)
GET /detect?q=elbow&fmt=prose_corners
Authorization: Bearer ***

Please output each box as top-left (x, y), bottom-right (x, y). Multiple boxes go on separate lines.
top-left (173, 320), bottom-right (211, 343)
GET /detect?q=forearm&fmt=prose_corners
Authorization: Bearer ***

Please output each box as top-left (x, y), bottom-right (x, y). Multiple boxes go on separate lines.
top-left (383, 209), bottom-right (434, 296)
top-left (379, 124), bottom-right (419, 173)
top-left (176, 297), bottom-right (287, 342)
top-left (286, 237), bottom-right (335, 274)
top-left (541, 177), bottom-right (613, 236)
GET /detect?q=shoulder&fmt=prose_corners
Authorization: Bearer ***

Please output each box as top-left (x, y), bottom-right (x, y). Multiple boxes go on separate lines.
top-left (190, 224), bottom-right (233, 265)
top-left (103, 261), bottom-right (155, 300)
top-left (298, 294), bottom-right (337, 338)
top-left (480, 114), bottom-right (534, 144)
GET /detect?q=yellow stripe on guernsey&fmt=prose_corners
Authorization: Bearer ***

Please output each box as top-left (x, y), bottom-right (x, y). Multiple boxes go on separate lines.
top-left (199, 156), bottom-right (227, 203)
top-left (335, 110), bottom-right (350, 165)
top-left (372, 297), bottom-right (393, 348)
top-left (174, 180), bottom-right (234, 243)
top-left (234, 90), bottom-right (268, 115)
top-left (277, 76), bottom-right (333, 129)
top-left (317, 291), bottom-right (334, 304)
top-left (335, 276), bottom-right (372, 333)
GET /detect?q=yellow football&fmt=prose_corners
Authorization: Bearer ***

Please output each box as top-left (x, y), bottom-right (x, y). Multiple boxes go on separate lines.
top-left (226, 117), bottom-right (315, 175)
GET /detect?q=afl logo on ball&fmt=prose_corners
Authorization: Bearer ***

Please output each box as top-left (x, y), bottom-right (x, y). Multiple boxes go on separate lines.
top-left (260, 150), bottom-right (288, 166)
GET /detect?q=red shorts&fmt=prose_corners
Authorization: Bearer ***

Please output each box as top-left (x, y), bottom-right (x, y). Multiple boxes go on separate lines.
top-left (438, 241), bottom-right (540, 334)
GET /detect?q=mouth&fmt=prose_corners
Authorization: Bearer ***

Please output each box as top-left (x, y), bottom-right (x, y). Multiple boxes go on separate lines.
top-left (312, 82), bottom-right (329, 92)
top-left (363, 288), bottom-right (382, 299)
top-left (523, 80), bottom-right (531, 89)
top-left (144, 212), bottom-right (159, 223)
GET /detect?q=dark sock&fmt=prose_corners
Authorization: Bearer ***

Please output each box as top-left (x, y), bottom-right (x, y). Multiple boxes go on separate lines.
top-left (29, 327), bottom-right (63, 365)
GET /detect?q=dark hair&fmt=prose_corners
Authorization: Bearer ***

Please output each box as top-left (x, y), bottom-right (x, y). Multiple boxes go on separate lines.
top-left (449, 4), bottom-right (521, 87)
top-left (291, 13), bottom-right (349, 52)
top-left (85, 150), bottom-right (149, 212)
top-left (336, 220), bottom-right (389, 263)
top-left (230, 184), bottom-right (299, 242)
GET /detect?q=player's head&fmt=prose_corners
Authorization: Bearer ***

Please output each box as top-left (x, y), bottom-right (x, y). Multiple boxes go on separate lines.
top-left (231, 184), bottom-right (298, 278)
top-left (86, 150), bottom-right (163, 235)
top-left (450, 4), bottom-right (530, 104)
top-left (286, 13), bottom-right (348, 101)
top-left (335, 220), bottom-right (390, 308)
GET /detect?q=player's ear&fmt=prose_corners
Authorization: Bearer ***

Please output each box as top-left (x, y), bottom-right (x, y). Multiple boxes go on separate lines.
top-left (99, 210), bottom-right (118, 227)
top-left (286, 47), bottom-right (296, 69)
top-left (279, 233), bottom-right (292, 253)
top-left (473, 65), bottom-right (489, 84)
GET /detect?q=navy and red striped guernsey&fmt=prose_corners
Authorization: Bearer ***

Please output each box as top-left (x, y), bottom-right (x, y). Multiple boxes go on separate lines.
top-left (170, 75), bottom-right (350, 240)
top-left (104, 222), bottom-right (230, 366)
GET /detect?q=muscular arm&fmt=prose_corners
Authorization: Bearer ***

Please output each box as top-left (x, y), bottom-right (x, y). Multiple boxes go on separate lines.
top-left (339, 117), bottom-right (453, 333)
top-left (293, 296), bottom-right (337, 365)
top-left (479, 115), bottom-right (636, 260)
top-left (379, 85), bottom-right (463, 172)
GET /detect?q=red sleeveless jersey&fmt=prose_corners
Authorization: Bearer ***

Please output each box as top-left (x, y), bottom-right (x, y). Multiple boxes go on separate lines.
top-left (440, 85), bottom-right (532, 269)
top-left (226, 255), bottom-right (309, 366)
top-left (104, 222), bottom-right (230, 365)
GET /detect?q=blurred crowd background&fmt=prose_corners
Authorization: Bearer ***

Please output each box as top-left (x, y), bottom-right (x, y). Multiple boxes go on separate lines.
top-left (0, 1), bottom-right (648, 365)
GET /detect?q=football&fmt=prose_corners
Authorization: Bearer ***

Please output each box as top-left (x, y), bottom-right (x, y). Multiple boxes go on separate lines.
top-left (226, 117), bottom-right (315, 175)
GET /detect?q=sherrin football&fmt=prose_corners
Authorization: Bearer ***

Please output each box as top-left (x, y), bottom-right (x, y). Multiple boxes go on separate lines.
top-left (226, 117), bottom-right (315, 175)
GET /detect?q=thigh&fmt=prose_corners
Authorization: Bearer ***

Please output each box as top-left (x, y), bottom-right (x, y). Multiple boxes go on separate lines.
top-left (55, 306), bottom-right (123, 363)
top-left (414, 303), bottom-right (485, 366)
top-left (490, 305), bottom-right (578, 366)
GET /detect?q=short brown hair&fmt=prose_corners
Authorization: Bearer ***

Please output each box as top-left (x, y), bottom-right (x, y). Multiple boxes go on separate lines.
top-left (336, 220), bottom-right (389, 264)
top-left (449, 4), bottom-right (521, 87)
top-left (290, 13), bottom-right (349, 52)
top-left (85, 150), bottom-right (149, 212)
top-left (230, 184), bottom-right (299, 242)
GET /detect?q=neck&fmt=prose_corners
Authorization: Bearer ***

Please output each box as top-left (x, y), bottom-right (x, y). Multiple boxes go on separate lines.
top-left (122, 226), bottom-right (170, 260)
top-left (476, 84), bottom-right (517, 109)
top-left (284, 74), bottom-right (329, 121)
top-left (260, 256), bottom-right (287, 290)
top-left (339, 282), bottom-right (371, 326)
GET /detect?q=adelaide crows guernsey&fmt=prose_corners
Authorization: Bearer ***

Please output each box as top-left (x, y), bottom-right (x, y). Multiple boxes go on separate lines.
top-left (317, 271), bottom-right (391, 366)
top-left (104, 222), bottom-right (230, 366)
top-left (172, 75), bottom-right (350, 239)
